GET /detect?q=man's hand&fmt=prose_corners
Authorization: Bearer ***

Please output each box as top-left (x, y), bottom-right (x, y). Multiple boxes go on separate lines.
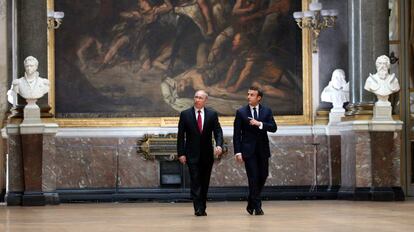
top-left (214, 146), bottom-right (223, 156)
top-left (235, 153), bottom-right (243, 163)
top-left (120, 11), bottom-right (141, 19)
top-left (178, 155), bottom-right (187, 164)
top-left (249, 118), bottom-right (262, 127)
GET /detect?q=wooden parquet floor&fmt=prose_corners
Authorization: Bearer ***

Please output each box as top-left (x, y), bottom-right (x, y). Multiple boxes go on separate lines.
top-left (1, 200), bottom-right (414, 232)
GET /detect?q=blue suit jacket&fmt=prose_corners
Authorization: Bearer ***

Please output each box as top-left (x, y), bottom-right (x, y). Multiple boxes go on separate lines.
top-left (233, 104), bottom-right (277, 159)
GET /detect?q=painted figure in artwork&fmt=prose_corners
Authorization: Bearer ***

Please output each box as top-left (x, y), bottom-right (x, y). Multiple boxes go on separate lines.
top-left (56, 0), bottom-right (303, 117)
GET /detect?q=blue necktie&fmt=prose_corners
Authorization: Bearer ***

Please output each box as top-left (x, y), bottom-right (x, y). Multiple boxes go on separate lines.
top-left (253, 107), bottom-right (257, 120)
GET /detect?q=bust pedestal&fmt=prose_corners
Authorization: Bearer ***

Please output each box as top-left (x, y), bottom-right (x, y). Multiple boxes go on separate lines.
top-left (4, 122), bottom-right (59, 206)
top-left (373, 101), bottom-right (392, 121)
top-left (22, 99), bottom-right (41, 124)
top-left (338, 120), bottom-right (404, 201)
top-left (328, 108), bottom-right (345, 125)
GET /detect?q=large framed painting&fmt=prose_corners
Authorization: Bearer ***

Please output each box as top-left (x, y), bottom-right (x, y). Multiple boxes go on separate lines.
top-left (48, 0), bottom-right (311, 126)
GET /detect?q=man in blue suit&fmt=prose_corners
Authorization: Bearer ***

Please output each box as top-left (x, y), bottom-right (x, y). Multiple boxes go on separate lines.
top-left (233, 86), bottom-right (277, 215)
top-left (177, 90), bottom-right (223, 216)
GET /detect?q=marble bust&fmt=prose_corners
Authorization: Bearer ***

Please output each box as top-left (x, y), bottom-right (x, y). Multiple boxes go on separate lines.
top-left (321, 69), bottom-right (349, 111)
top-left (12, 56), bottom-right (50, 100)
top-left (364, 55), bottom-right (400, 105)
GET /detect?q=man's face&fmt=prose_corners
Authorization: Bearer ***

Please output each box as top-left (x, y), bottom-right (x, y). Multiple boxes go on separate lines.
top-left (194, 91), bottom-right (207, 109)
top-left (177, 78), bottom-right (188, 93)
top-left (25, 62), bottom-right (37, 76)
top-left (232, 33), bottom-right (241, 51)
top-left (138, 0), bottom-right (152, 12)
top-left (247, 89), bottom-right (261, 106)
top-left (376, 60), bottom-right (389, 75)
top-left (331, 71), bottom-right (345, 89)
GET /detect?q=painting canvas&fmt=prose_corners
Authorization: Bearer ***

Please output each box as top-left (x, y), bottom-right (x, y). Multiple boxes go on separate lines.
top-left (55, 0), bottom-right (303, 118)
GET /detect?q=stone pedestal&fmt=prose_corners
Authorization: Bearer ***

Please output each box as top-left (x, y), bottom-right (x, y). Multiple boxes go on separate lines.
top-left (22, 99), bottom-right (41, 124)
top-left (323, 125), bottom-right (344, 188)
top-left (5, 122), bottom-right (59, 206)
top-left (373, 101), bottom-right (393, 121)
top-left (328, 108), bottom-right (345, 125)
top-left (338, 120), bottom-right (404, 201)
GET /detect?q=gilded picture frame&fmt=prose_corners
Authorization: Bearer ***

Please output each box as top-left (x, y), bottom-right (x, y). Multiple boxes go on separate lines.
top-left (47, 0), bottom-right (312, 127)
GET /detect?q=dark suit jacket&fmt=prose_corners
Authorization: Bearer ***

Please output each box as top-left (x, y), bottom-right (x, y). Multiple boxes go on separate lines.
top-left (233, 104), bottom-right (277, 159)
top-left (177, 107), bottom-right (223, 164)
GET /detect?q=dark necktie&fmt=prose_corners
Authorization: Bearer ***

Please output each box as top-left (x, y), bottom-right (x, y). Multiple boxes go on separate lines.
top-left (253, 107), bottom-right (258, 120)
top-left (197, 110), bottom-right (202, 133)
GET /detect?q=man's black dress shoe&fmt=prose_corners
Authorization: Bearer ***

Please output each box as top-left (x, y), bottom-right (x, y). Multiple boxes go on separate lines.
top-left (246, 207), bottom-right (254, 215)
top-left (195, 210), bottom-right (207, 216)
top-left (254, 208), bottom-right (264, 215)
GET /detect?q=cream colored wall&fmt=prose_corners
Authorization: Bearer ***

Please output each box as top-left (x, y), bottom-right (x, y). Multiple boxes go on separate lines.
top-left (0, 0), bottom-right (7, 195)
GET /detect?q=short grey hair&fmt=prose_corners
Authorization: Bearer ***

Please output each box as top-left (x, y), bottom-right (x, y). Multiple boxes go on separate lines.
top-left (195, 90), bottom-right (208, 98)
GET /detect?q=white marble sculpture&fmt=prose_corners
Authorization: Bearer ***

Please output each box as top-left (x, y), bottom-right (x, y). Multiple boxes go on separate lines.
top-left (321, 69), bottom-right (349, 124)
top-left (11, 56), bottom-right (50, 123)
top-left (13, 56), bottom-right (50, 99)
top-left (364, 55), bottom-right (400, 120)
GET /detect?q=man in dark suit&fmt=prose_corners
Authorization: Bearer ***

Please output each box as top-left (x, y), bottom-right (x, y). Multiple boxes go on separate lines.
top-left (177, 90), bottom-right (223, 216)
top-left (233, 86), bottom-right (277, 215)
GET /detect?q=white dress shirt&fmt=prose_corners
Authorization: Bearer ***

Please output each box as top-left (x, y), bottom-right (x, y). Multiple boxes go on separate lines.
top-left (249, 104), bottom-right (263, 129)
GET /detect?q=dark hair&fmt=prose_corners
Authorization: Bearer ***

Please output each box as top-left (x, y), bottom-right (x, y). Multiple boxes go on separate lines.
top-left (249, 86), bottom-right (263, 98)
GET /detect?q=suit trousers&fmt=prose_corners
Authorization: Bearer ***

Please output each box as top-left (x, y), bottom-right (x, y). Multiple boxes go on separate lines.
top-left (187, 160), bottom-right (213, 211)
top-left (244, 147), bottom-right (269, 210)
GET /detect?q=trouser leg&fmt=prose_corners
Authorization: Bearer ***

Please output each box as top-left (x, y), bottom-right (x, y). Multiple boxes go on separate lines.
top-left (199, 161), bottom-right (213, 210)
top-left (188, 163), bottom-right (203, 211)
top-left (244, 155), bottom-right (260, 210)
top-left (244, 152), bottom-right (269, 210)
top-left (256, 155), bottom-right (269, 209)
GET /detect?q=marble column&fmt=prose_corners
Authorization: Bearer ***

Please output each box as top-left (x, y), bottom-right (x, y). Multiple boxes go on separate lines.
top-left (0, 1), bottom-right (7, 112)
top-left (346, 0), bottom-right (389, 116)
top-left (318, 0), bottom-right (348, 112)
top-left (16, 0), bottom-right (50, 116)
top-left (0, 0), bottom-right (8, 199)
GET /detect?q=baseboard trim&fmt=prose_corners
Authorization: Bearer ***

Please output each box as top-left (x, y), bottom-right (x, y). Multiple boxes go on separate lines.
top-left (0, 189), bottom-right (5, 202)
top-left (7, 185), bottom-right (404, 204)
top-left (6, 191), bottom-right (60, 206)
top-left (57, 186), bottom-right (340, 203)
top-left (338, 187), bottom-right (405, 201)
